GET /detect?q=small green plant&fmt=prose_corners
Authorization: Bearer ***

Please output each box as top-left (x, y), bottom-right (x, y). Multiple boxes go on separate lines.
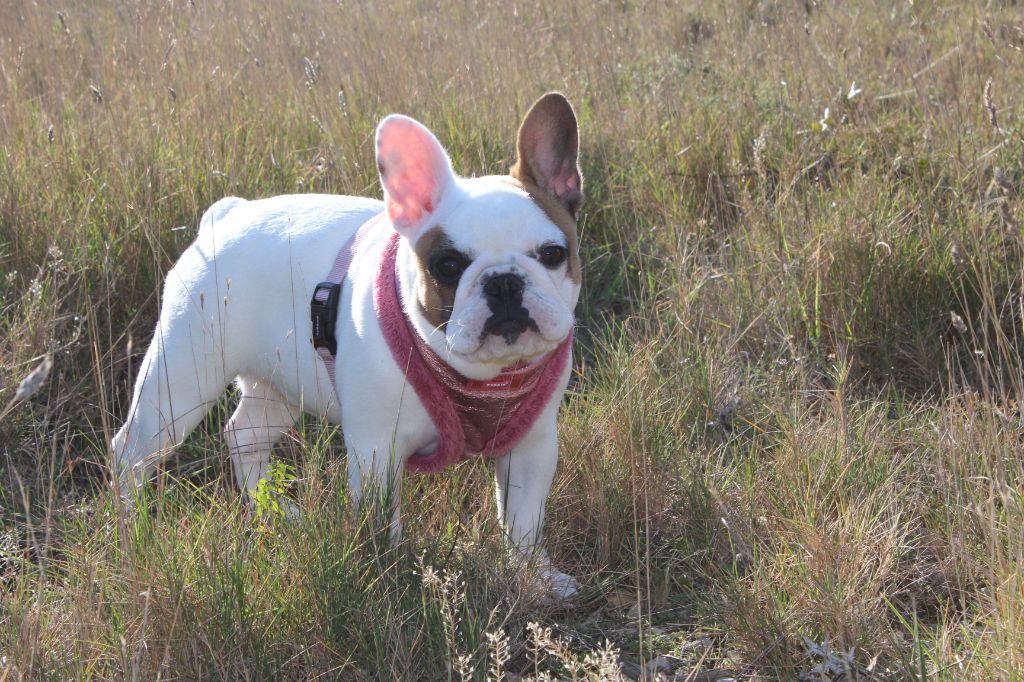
top-left (252, 461), bottom-right (297, 519)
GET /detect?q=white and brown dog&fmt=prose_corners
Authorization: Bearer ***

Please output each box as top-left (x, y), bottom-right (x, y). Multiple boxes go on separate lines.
top-left (112, 93), bottom-right (583, 597)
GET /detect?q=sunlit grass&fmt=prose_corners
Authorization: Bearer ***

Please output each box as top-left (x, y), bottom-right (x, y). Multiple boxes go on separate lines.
top-left (2, 0), bottom-right (1024, 678)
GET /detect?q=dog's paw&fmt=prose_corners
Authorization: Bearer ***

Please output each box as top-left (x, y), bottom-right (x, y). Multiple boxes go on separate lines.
top-left (512, 547), bottom-right (580, 601)
top-left (113, 464), bottom-right (144, 500)
top-left (111, 469), bottom-right (148, 515)
top-left (538, 565), bottom-right (580, 600)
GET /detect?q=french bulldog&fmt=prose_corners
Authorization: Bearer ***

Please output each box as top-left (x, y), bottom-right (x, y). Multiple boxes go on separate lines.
top-left (112, 92), bottom-right (583, 597)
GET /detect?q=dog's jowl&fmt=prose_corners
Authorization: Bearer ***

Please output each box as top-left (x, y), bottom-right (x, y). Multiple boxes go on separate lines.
top-left (112, 93), bottom-right (583, 597)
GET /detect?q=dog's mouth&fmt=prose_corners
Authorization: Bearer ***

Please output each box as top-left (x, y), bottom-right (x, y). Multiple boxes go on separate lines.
top-left (449, 324), bottom-right (564, 367)
top-left (479, 307), bottom-right (540, 345)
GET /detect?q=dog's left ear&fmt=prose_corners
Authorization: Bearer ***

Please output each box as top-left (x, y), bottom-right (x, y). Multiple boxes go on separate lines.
top-left (511, 92), bottom-right (583, 216)
top-left (376, 114), bottom-right (458, 240)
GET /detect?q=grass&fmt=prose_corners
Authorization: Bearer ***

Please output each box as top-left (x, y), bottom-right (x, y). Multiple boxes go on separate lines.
top-left (2, 0), bottom-right (1024, 678)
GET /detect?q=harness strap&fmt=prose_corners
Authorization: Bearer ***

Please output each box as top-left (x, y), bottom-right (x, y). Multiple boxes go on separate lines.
top-left (310, 213), bottom-right (384, 389)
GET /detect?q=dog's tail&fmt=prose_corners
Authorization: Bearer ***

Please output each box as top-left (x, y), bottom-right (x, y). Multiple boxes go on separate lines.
top-left (197, 196), bottom-right (247, 240)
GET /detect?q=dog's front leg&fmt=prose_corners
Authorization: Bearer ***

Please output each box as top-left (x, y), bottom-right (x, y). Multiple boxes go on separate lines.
top-left (493, 411), bottom-right (578, 598)
top-left (343, 429), bottom-right (408, 541)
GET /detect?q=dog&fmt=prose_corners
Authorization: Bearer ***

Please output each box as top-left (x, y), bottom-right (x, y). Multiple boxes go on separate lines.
top-left (112, 93), bottom-right (583, 597)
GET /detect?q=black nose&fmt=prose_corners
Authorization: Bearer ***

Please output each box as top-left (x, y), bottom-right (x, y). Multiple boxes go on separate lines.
top-left (483, 273), bottom-right (525, 303)
top-left (481, 273), bottom-right (537, 343)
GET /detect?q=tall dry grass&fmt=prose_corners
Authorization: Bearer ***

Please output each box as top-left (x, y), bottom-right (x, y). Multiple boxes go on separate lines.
top-left (2, 0), bottom-right (1024, 679)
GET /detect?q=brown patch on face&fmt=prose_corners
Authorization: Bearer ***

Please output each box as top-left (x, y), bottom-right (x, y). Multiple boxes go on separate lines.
top-left (501, 177), bottom-right (582, 284)
top-left (413, 226), bottom-right (459, 330)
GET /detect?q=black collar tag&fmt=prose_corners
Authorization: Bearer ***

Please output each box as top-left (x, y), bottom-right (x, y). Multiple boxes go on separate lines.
top-left (310, 281), bottom-right (342, 356)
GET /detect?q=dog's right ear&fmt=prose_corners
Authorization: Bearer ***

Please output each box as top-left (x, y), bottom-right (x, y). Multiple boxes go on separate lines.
top-left (376, 115), bottom-right (457, 240)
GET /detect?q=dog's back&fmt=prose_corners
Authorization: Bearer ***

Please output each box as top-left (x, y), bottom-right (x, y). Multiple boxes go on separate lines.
top-left (112, 193), bottom-right (381, 488)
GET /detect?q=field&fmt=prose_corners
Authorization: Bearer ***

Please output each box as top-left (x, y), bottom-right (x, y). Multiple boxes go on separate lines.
top-left (2, 0), bottom-right (1024, 679)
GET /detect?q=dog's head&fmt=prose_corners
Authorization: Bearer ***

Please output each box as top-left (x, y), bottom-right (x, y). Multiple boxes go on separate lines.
top-left (376, 93), bottom-right (582, 370)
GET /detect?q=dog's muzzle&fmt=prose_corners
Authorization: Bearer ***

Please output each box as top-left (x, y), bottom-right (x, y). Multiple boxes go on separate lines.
top-left (481, 272), bottom-right (538, 344)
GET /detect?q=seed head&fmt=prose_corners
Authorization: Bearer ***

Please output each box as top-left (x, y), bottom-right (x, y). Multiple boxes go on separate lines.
top-left (13, 355), bottom-right (53, 403)
top-left (983, 79), bottom-right (998, 129)
top-left (950, 311), bottom-right (967, 335)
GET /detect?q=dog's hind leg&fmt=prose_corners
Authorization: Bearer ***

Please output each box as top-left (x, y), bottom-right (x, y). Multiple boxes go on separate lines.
top-left (225, 377), bottom-right (297, 501)
top-left (112, 313), bottom-right (233, 492)
top-left (112, 233), bottom-right (247, 493)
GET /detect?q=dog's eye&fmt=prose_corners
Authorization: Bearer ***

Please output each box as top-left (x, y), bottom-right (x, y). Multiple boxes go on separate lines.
top-left (430, 253), bottom-right (466, 285)
top-left (538, 244), bottom-right (568, 268)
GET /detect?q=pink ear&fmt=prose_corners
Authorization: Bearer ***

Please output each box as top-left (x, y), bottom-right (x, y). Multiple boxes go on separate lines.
top-left (375, 115), bottom-right (456, 238)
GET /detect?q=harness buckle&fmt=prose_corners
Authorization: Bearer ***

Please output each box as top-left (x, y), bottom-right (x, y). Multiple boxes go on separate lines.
top-left (310, 281), bottom-right (342, 356)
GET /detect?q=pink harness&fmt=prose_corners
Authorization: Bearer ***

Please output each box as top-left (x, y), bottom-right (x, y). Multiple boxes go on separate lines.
top-left (312, 214), bottom-right (573, 473)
